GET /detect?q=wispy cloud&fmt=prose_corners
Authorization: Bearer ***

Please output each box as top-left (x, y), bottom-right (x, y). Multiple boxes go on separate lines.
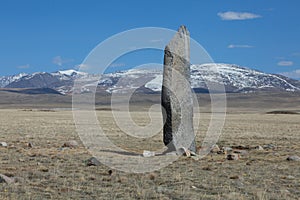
top-left (109, 63), bottom-right (126, 68)
top-left (149, 39), bottom-right (164, 43)
top-left (277, 61), bottom-right (294, 66)
top-left (52, 56), bottom-right (73, 66)
top-left (17, 64), bottom-right (30, 69)
top-left (218, 11), bottom-right (262, 21)
top-left (275, 56), bottom-right (286, 60)
top-left (291, 52), bottom-right (300, 57)
top-left (280, 69), bottom-right (300, 79)
top-left (75, 64), bottom-right (90, 70)
top-left (228, 44), bottom-right (254, 49)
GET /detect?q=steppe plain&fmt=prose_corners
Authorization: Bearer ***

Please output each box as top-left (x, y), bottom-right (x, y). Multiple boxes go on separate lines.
top-left (0, 91), bottom-right (299, 199)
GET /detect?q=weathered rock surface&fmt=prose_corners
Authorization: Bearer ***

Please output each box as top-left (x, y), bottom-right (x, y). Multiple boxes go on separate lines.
top-left (161, 25), bottom-right (196, 153)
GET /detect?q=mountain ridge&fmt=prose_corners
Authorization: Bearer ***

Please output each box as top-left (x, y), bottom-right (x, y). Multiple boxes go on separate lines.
top-left (1, 63), bottom-right (300, 94)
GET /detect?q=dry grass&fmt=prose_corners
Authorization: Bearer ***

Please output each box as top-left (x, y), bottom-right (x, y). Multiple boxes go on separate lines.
top-left (0, 108), bottom-right (299, 199)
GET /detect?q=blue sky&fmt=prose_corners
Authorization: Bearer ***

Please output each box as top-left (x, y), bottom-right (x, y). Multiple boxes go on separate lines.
top-left (1, 0), bottom-right (300, 79)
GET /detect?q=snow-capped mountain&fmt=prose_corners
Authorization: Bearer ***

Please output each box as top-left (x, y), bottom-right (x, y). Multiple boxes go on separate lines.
top-left (0, 73), bottom-right (27, 88)
top-left (1, 64), bottom-right (300, 94)
top-left (0, 70), bottom-right (88, 94)
top-left (98, 64), bottom-right (300, 93)
top-left (189, 64), bottom-right (300, 93)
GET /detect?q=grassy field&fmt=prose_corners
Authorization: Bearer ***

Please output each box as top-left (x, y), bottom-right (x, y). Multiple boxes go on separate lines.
top-left (0, 102), bottom-right (299, 199)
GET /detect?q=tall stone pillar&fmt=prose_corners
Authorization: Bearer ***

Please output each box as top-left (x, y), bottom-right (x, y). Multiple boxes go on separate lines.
top-left (161, 25), bottom-right (196, 153)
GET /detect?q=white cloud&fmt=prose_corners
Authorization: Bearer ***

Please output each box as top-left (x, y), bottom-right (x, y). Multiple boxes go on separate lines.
top-left (17, 64), bottom-right (30, 69)
top-left (218, 11), bottom-right (262, 21)
top-left (277, 61), bottom-right (294, 66)
top-left (280, 69), bottom-right (300, 79)
top-left (75, 64), bottom-right (90, 70)
top-left (275, 56), bottom-right (286, 60)
top-left (52, 56), bottom-right (73, 66)
top-left (228, 44), bottom-right (254, 49)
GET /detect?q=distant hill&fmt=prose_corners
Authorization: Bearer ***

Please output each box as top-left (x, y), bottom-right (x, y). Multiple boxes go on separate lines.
top-left (0, 88), bottom-right (62, 95)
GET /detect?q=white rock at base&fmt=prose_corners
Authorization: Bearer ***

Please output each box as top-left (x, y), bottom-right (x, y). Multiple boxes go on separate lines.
top-left (0, 142), bottom-right (7, 147)
top-left (143, 150), bottom-right (155, 157)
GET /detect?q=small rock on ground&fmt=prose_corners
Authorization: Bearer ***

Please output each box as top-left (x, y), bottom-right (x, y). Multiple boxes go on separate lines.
top-left (222, 147), bottom-right (233, 152)
top-left (263, 144), bottom-right (276, 150)
top-left (86, 157), bottom-right (101, 166)
top-left (27, 142), bottom-right (33, 148)
top-left (0, 174), bottom-right (15, 184)
top-left (254, 146), bottom-right (264, 150)
top-left (287, 155), bottom-right (300, 161)
top-left (63, 140), bottom-right (79, 148)
top-left (143, 150), bottom-right (155, 157)
top-left (233, 150), bottom-right (249, 156)
top-left (227, 153), bottom-right (240, 160)
top-left (231, 145), bottom-right (250, 150)
top-left (210, 145), bottom-right (220, 153)
top-left (0, 142), bottom-right (8, 147)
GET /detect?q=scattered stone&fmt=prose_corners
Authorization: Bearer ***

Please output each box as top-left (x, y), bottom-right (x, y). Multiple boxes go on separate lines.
top-left (143, 150), bottom-right (155, 157)
top-left (273, 152), bottom-right (280, 157)
top-left (217, 150), bottom-right (224, 154)
top-left (162, 25), bottom-right (196, 153)
top-left (287, 155), bottom-right (300, 162)
top-left (190, 151), bottom-right (197, 157)
top-left (229, 175), bottom-right (240, 180)
top-left (86, 157), bottom-right (101, 166)
top-left (231, 145), bottom-right (250, 150)
top-left (222, 147), bottom-right (233, 152)
top-left (263, 144), bottom-right (276, 150)
top-left (233, 150), bottom-right (249, 156)
top-left (27, 142), bottom-right (33, 148)
top-left (210, 144), bottom-right (220, 153)
top-left (202, 166), bottom-right (212, 171)
top-left (39, 166), bottom-right (49, 172)
top-left (286, 175), bottom-right (295, 180)
top-left (148, 173), bottom-right (156, 180)
top-left (0, 142), bottom-right (8, 147)
top-left (63, 140), bottom-right (78, 148)
top-left (254, 145), bottom-right (264, 150)
top-left (178, 147), bottom-right (191, 157)
top-left (165, 151), bottom-right (177, 156)
top-left (227, 153), bottom-right (240, 160)
top-left (0, 174), bottom-right (15, 184)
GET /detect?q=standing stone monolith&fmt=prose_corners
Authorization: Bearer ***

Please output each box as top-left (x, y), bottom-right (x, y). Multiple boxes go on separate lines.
top-left (161, 25), bottom-right (196, 153)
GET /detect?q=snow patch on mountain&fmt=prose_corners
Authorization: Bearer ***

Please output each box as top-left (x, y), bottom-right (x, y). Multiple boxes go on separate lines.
top-left (145, 75), bottom-right (163, 92)
top-left (57, 69), bottom-right (87, 76)
top-left (0, 73), bottom-right (27, 87)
